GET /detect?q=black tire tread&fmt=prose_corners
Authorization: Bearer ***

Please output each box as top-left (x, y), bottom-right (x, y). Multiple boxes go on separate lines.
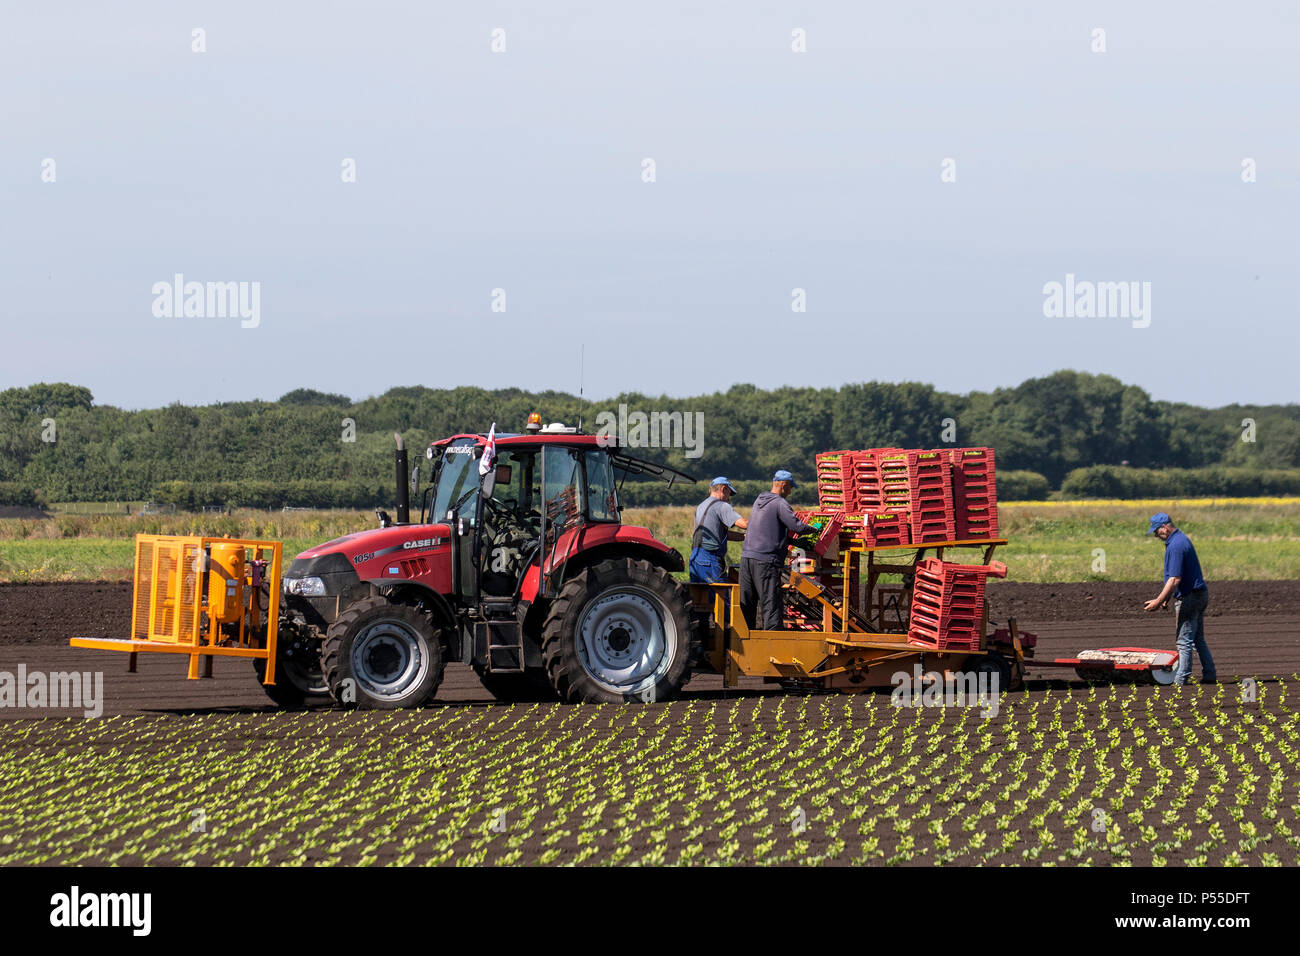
top-left (540, 557), bottom-right (692, 704)
top-left (253, 653), bottom-right (331, 709)
top-left (321, 594), bottom-right (445, 708)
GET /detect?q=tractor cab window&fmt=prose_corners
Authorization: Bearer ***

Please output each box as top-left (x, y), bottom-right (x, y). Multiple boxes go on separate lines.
top-left (433, 446), bottom-right (480, 523)
top-left (540, 447), bottom-right (583, 535)
top-left (584, 449), bottom-right (619, 522)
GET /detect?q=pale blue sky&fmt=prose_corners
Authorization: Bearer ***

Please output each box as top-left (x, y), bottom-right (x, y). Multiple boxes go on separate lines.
top-left (2, 2), bottom-right (1297, 408)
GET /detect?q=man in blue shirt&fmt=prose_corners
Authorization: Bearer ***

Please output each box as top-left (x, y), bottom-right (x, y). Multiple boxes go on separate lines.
top-left (689, 477), bottom-right (748, 584)
top-left (1143, 512), bottom-right (1216, 685)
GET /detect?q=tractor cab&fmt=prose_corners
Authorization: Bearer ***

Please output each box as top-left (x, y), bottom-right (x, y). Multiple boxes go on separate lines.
top-left (424, 425), bottom-right (685, 610)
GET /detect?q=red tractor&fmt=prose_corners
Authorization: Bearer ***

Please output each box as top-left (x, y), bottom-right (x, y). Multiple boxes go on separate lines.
top-left (273, 418), bottom-right (697, 708)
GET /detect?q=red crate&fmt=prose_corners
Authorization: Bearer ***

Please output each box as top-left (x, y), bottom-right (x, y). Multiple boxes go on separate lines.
top-left (811, 511), bottom-right (844, 556)
top-left (914, 555), bottom-right (1006, 585)
top-left (861, 509), bottom-right (910, 546)
top-left (955, 509), bottom-right (997, 540)
top-left (907, 630), bottom-right (982, 652)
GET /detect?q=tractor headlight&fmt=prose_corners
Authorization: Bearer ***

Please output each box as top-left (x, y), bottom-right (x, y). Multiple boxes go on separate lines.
top-left (284, 576), bottom-right (326, 597)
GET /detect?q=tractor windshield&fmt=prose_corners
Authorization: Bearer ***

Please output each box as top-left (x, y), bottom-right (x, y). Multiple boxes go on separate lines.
top-left (433, 446), bottom-right (480, 521)
top-left (434, 441), bottom-right (619, 528)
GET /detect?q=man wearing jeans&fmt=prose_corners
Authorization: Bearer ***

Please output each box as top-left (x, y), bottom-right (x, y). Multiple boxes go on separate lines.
top-left (1143, 512), bottom-right (1216, 685)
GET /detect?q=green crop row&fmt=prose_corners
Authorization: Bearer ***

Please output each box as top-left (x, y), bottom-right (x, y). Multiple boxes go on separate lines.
top-left (1, 681), bottom-right (1297, 866)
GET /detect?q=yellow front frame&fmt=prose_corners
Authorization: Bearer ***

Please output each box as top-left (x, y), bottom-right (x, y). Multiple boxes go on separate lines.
top-left (70, 535), bottom-right (283, 683)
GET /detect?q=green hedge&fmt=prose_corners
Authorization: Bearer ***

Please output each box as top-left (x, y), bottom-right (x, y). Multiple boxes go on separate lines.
top-left (0, 483), bottom-right (47, 508)
top-left (997, 470), bottom-right (1051, 502)
top-left (616, 480), bottom-right (817, 509)
top-left (1060, 466), bottom-right (1300, 499)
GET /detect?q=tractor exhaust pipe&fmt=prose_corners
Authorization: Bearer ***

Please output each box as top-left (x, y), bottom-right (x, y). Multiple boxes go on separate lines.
top-left (394, 433), bottom-right (409, 524)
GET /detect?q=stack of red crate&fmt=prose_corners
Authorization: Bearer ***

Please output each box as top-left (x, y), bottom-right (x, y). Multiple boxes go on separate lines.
top-left (853, 449), bottom-right (909, 545)
top-left (907, 557), bottom-right (1008, 651)
top-left (815, 451), bottom-right (858, 511)
top-left (853, 449), bottom-right (909, 510)
top-left (950, 447), bottom-right (998, 539)
top-left (907, 450), bottom-right (956, 543)
top-left (805, 445), bottom-right (998, 548)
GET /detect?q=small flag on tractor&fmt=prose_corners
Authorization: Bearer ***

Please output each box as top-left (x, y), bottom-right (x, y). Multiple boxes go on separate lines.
top-left (479, 423), bottom-right (497, 476)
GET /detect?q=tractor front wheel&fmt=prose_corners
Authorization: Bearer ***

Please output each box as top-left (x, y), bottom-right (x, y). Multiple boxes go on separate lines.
top-left (321, 596), bottom-right (444, 709)
top-left (254, 627), bottom-right (331, 709)
top-left (541, 557), bottom-right (692, 704)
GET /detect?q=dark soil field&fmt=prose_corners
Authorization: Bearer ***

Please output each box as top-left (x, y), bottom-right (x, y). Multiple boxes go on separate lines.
top-left (1, 581), bottom-right (1297, 866)
top-left (2, 580), bottom-right (1295, 711)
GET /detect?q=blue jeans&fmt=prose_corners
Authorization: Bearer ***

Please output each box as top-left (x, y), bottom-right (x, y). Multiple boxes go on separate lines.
top-left (689, 548), bottom-right (727, 584)
top-left (1173, 587), bottom-right (1214, 684)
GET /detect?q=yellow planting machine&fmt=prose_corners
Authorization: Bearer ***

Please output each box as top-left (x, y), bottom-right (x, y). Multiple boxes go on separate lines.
top-left (68, 427), bottom-right (1175, 707)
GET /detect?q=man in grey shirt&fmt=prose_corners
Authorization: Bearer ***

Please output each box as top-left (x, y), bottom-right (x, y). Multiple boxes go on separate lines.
top-left (689, 477), bottom-right (749, 583)
top-left (739, 470), bottom-right (815, 630)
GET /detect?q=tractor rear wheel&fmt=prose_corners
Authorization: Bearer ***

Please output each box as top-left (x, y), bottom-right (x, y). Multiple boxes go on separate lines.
top-left (253, 629), bottom-right (331, 709)
top-left (321, 595), bottom-right (444, 709)
top-left (541, 557), bottom-right (692, 704)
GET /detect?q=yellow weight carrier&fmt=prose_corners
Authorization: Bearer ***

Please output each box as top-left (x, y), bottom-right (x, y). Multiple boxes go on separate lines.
top-left (70, 535), bottom-right (284, 683)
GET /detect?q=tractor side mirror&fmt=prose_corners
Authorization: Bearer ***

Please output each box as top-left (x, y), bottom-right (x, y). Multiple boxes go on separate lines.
top-left (480, 468), bottom-right (497, 500)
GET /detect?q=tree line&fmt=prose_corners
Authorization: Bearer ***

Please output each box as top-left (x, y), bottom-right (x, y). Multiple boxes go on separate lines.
top-left (1, 373), bottom-right (1297, 509)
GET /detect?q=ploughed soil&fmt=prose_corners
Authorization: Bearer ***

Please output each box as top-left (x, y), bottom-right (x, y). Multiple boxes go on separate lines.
top-left (5, 579), bottom-right (1297, 646)
top-left (986, 579), bottom-right (1300, 622)
top-left (0, 579), bottom-right (1296, 714)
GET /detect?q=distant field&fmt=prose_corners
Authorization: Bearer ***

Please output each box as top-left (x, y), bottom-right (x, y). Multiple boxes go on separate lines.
top-left (1, 499), bottom-right (1298, 583)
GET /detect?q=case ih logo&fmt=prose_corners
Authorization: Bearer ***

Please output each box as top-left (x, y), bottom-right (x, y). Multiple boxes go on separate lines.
top-left (402, 538), bottom-right (442, 550)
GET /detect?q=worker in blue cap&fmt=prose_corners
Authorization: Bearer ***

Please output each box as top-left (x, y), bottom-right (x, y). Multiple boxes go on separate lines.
top-left (689, 477), bottom-right (748, 584)
top-left (1143, 512), bottom-right (1216, 685)
top-left (739, 470), bottom-right (815, 630)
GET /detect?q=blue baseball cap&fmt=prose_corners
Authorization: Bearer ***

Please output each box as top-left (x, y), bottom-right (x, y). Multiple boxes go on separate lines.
top-left (710, 476), bottom-right (738, 494)
top-left (773, 469), bottom-right (797, 487)
top-left (1148, 512), bottom-right (1172, 534)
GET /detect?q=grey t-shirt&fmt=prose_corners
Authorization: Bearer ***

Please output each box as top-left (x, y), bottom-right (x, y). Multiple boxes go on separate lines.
top-left (694, 497), bottom-right (742, 558)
